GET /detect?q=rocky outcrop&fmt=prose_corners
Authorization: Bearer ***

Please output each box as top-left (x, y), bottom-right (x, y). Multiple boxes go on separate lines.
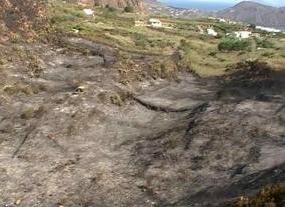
top-left (77, 0), bottom-right (144, 10)
top-left (98, 0), bottom-right (144, 9)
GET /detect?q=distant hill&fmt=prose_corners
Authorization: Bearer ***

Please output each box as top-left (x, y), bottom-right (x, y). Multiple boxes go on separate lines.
top-left (217, 1), bottom-right (285, 28)
top-left (147, 1), bottom-right (285, 28)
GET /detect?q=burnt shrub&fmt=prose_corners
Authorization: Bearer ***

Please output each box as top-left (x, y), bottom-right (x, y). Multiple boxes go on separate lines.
top-left (124, 6), bottom-right (134, 13)
top-left (0, 0), bottom-right (46, 40)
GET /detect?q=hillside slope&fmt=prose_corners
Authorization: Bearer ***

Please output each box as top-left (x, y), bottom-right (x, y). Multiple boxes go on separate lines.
top-left (0, 1), bottom-right (285, 207)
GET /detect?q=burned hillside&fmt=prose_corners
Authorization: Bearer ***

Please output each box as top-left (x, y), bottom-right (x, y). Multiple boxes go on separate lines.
top-left (0, 1), bottom-right (284, 207)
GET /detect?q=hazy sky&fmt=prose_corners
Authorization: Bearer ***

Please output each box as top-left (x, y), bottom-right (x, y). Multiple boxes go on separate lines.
top-left (160, 0), bottom-right (285, 7)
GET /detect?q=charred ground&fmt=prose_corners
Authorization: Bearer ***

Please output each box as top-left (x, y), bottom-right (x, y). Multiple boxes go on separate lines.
top-left (0, 1), bottom-right (284, 207)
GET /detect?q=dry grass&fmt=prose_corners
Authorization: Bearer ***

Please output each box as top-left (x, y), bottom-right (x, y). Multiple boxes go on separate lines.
top-left (232, 182), bottom-right (285, 207)
top-left (20, 104), bottom-right (48, 119)
top-left (110, 91), bottom-right (133, 106)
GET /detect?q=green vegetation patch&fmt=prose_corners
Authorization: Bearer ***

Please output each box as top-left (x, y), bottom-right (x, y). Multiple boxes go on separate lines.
top-left (46, 1), bottom-right (285, 77)
top-left (255, 38), bottom-right (275, 49)
top-left (218, 37), bottom-right (252, 51)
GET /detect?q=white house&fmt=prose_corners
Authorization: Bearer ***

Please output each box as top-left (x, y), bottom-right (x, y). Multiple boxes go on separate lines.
top-left (208, 17), bottom-right (217, 20)
top-left (228, 20), bottom-right (237, 25)
top-left (256, 26), bottom-right (281, 33)
top-left (234, 31), bottom-right (252, 39)
top-left (207, 28), bottom-right (218, 36)
top-left (149, 18), bottom-right (162, 28)
top-left (83, 9), bottom-right (94, 16)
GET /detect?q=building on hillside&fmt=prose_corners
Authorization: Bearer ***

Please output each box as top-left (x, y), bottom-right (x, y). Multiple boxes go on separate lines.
top-left (256, 26), bottom-right (281, 33)
top-left (218, 18), bottom-right (226, 23)
top-left (208, 17), bottom-right (217, 20)
top-left (148, 18), bottom-right (162, 28)
top-left (228, 20), bottom-right (237, 25)
top-left (234, 31), bottom-right (252, 39)
top-left (207, 28), bottom-right (218, 36)
top-left (83, 8), bottom-right (94, 16)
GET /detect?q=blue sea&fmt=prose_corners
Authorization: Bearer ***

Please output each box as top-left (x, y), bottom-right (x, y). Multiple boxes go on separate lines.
top-left (158, 0), bottom-right (235, 11)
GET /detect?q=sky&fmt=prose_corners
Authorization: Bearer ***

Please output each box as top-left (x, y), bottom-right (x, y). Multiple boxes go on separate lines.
top-left (158, 0), bottom-right (285, 10)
